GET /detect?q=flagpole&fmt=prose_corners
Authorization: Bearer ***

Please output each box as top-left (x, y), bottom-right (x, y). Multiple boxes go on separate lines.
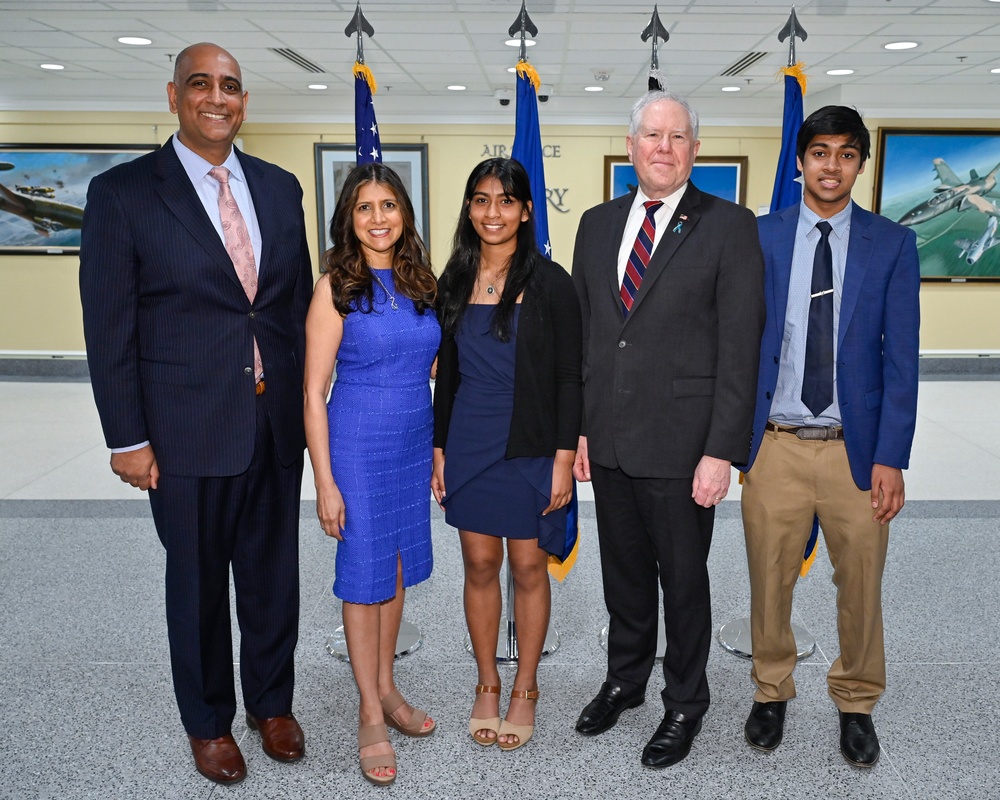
top-left (462, 1), bottom-right (562, 663)
top-left (717, 7), bottom-right (816, 663)
top-left (325, 1), bottom-right (423, 662)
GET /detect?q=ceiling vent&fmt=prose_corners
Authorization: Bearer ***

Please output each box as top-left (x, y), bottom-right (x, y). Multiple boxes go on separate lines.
top-left (269, 48), bottom-right (326, 74)
top-left (721, 52), bottom-right (769, 76)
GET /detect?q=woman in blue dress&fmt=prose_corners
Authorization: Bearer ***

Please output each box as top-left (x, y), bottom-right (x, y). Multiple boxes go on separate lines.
top-left (432, 158), bottom-right (582, 752)
top-left (304, 164), bottom-right (440, 786)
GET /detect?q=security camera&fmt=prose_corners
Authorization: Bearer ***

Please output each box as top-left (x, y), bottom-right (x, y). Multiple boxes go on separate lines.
top-left (494, 88), bottom-right (512, 107)
top-left (538, 84), bottom-right (553, 103)
top-left (499, 97), bottom-right (510, 107)
top-left (538, 95), bottom-right (549, 103)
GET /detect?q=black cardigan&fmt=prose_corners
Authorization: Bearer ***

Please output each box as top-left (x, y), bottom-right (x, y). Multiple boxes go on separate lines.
top-left (433, 258), bottom-right (583, 458)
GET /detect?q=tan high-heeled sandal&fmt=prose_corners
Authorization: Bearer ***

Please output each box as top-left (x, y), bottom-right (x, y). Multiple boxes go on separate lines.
top-left (469, 684), bottom-right (502, 746)
top-left (498, 688), bottom-right (539, 752)
top-left (358, 723), bottom-right (397, 786)
top-left (381, 688), bottom-right (436, 737)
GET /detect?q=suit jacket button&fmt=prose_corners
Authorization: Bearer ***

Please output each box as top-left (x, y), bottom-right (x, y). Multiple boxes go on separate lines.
top-left (249, 311), bottom-right (256, 319)
top-left (765, 391), bottom-right (771, 399)
top-left (618, 340), bottom-right (626, 348)
top-left (774, 356), bottom-right (779, 364)
top-left (244, 366), bottom-right (253, 375)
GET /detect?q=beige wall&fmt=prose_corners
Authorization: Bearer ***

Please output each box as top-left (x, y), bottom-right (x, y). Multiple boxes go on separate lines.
top-left (1, 111), bottom-right (996, 354)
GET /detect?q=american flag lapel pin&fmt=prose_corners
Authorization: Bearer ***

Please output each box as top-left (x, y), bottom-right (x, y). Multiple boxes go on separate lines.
top-left (673, 214), bottom-right (688, 234)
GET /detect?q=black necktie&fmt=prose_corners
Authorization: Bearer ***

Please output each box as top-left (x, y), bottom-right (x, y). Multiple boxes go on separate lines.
top-left (802, 220), bottom-right (834, 417)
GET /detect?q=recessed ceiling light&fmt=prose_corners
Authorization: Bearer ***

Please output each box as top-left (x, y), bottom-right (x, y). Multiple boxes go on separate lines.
top-left (447, 85), bottom-right (466, 91)
top-left (826, 69), bottom-right (855, 76)
top-left (504, 39), bottom-right (535, 47)
top-left (584, 86), bottom-right (603, 92)
top-left (117, 36), bottom-right (151, 46)
top-left (308, 84), bottom-right (327, 90)
top-left (721, 86), bottom-right (741, 92)
top-left (884, 41), bottom-right (918, 50)
top-left (507, 66), bottom-right (517, 73)
top-left (40, 63), bottom-right (64, 70)
top-left (992, 67), bottom-right (1000, 74)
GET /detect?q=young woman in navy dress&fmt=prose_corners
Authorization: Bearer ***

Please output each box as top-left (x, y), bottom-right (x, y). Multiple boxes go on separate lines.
top-left (432, 158), bottom-right (582, 751)
top-left (305, 164), bottom-right (440, 785)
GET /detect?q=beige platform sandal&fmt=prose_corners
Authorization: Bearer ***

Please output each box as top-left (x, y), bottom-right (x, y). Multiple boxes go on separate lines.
top-left (497, 688), bottom-right (539, 752)
top-left (381, 688), bottom-right (436, 737)
top-left (469, 684), bottom-right (502, 746)
top-left (359, 723), bottom-right (397, 786)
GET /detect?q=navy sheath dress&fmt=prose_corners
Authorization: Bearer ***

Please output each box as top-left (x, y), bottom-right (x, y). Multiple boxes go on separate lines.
top-left (442, 304), bottom-right (567, 555)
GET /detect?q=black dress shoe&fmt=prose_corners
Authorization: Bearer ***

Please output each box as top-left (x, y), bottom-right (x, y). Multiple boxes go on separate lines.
top-left (640, 710), bottom-right (703, 768)
top-left (575, 681), bottom-right (644, 736)
top-left (744, 701), bottom-right (786, 751)
top-left (839, 712), bottom-right (880, 767)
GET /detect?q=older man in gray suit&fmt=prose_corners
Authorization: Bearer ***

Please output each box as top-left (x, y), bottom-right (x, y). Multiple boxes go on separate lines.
top-left (572, 90), bottom-right (765, 767)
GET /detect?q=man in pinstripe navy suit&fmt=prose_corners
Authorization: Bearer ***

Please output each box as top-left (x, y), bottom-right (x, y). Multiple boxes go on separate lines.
top-left (79, 43), bottom-right (312, 785)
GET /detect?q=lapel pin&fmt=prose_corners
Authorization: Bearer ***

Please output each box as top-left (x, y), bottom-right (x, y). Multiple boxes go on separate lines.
top-left (673, 214), bottom-right (688, 234)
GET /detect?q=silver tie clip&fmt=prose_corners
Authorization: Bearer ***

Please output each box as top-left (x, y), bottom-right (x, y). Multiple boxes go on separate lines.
top-left (810, 289), bottom-right (834, 298)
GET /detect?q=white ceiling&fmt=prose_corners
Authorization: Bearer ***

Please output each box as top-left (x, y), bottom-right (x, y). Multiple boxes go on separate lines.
top-left (0, 0), bottom-right (998, 127)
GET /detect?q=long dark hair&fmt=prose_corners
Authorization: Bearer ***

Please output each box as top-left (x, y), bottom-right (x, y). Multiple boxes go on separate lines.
top-left (323, 163), bottom-right (436, 315)
top-left (438, 158), bottom-right (540, 341)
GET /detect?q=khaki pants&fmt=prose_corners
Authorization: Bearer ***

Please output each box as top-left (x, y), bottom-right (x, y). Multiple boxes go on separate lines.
top-left (741, 427), bottom-right (890, 714)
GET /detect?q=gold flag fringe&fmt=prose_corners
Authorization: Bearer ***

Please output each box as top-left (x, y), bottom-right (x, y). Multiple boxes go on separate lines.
top-left (515, 60), bottom-right (541, 92)
top-left (354, 61), bottom-right (377, 94)
top-left (777, 62), bottom-right (807, 96)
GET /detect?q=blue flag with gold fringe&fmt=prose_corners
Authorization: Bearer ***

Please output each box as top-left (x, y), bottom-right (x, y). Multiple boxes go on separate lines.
top-left (510, 61), bottom-right (576, 581)
top-left (354, 63), bottom-right (381, 165)
top-left (770, 66), bottom-right (806, 213)
top-left (511, 63), bottom-right (552, 259)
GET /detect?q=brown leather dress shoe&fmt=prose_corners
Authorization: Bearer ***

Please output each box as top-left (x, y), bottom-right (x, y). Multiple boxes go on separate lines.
top-left (187, 734), bottom-right (246, 785)
top-left (246, 712), bottom-right (305, 762)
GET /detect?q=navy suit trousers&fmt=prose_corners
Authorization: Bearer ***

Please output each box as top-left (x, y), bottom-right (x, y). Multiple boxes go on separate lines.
top-left (149, 395), bottom-right (303, 739)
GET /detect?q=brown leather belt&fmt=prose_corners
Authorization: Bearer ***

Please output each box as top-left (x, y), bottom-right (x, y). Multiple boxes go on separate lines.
top-left (765, 421), bottom-right (843, 440)
top-left (255, 379), bottom-right (266, 396)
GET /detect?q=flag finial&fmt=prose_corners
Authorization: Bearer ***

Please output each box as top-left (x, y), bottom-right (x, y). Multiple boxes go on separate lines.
top-left (345, 1), bottom-right (375, 65)
top-left (777, 7), bottom-right (808, 67)
top-left (641, 5), bottom-right (670, 90)
top-left (508, 0), bottom-right (538, 64)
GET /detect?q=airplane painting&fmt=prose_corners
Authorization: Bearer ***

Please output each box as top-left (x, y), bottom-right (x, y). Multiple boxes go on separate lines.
top-left (876, 129), bottom-right (1000, 279)
top-left (0, 145), bottom-right (153, 253)
top-left (897, 159), bottom-right (1000, 227)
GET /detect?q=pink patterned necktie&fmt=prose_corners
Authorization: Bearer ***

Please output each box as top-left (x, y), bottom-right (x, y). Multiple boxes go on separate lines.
top-left (209, 166), bottom-right (262, 381)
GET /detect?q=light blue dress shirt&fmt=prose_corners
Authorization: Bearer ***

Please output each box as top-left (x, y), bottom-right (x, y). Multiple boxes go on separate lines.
top-left (769, 201), bottom-right (852, 427)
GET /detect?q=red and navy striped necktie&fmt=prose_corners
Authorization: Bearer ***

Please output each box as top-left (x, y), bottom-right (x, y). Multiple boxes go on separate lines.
top-left (621, 200), bottom-right (664, 316)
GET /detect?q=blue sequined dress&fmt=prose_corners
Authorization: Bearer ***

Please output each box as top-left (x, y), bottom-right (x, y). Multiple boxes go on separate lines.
top-left (327, 269), bottom-right (441, 604)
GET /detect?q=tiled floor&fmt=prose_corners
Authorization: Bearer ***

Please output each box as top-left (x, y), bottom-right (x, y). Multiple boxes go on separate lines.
top-left (1, 378), bottom-right (998, 799)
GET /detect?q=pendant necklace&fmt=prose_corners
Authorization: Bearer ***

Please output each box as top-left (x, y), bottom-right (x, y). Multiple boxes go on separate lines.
top-left (371, 270), bottom-right (399, 310)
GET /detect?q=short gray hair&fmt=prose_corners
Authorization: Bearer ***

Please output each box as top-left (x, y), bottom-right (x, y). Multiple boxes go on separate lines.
top-left (628, 90), bottom-right (699, 141)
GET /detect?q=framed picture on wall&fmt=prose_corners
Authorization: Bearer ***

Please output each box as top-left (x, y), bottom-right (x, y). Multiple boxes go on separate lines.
top-left (314, 143), bottom-right (429, 256)
top-left (604, 155), bottom-right (748, 206)
top-left (0, 144), bottom-right (155, 254)
top-left (875, 128), bottom-right (1000, 280)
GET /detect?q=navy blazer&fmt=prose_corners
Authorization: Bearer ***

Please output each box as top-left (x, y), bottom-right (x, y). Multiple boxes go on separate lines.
top-left (573, 183), bottom-right (765, 478)
top-left (744, 201), bottom-right (920, 490)
top-left (80, 139), bottom-right (313, 476)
